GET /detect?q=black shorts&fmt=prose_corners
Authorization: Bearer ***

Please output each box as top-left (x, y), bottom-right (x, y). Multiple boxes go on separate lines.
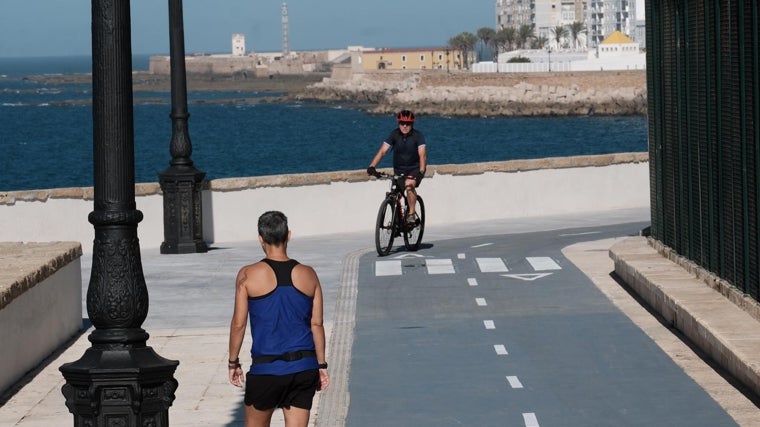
top-left (244, 370), bottom-right (319, 410)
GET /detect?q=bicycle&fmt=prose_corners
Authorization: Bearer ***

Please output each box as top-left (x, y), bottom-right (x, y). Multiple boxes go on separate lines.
top-left (372, 171), bottom-right (425, 256)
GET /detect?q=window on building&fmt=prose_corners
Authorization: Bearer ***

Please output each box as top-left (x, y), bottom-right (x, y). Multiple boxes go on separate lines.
top-left (420, 55), bottom-right (425, 62)
top-left (402, 55), bottom-right (407, 62)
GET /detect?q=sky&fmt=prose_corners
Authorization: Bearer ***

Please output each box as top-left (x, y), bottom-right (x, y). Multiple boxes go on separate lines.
top-left (0, 0), bottom-right (495, 58)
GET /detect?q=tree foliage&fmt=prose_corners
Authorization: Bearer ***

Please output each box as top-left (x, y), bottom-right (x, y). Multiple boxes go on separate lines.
top-left (448, 32), bottom-right (478, 69)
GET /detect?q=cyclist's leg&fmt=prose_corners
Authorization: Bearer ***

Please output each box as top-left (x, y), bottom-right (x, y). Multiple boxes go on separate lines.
top-left (405, 177), bottom-right (418, 216)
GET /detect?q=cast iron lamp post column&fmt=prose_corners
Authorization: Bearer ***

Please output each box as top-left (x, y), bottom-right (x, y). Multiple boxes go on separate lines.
top-left (59, 1), bottom-right (178, 425)
top-left (158, 0), bottom-right (208, 254)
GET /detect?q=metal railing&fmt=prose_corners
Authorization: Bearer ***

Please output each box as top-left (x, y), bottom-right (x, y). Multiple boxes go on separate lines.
top-left (647, 1), bottom-right (760, 301)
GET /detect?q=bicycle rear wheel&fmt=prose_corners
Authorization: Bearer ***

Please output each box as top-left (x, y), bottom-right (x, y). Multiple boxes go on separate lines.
top-left (375, 199), bottom-right (396, 256)
top-left (404, 195), bottom-right (425, 251)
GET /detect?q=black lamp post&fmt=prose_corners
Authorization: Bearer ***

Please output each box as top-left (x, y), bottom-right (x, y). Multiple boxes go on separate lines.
top-left (59, 1), bottom-right (178, 425)
top-left (547, 46), bottom-right (552, 72)
top-left (158, 0), bottom-right (208, 254)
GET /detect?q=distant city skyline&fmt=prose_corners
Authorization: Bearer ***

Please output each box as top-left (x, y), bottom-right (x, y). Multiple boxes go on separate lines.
top-left (0, 0), bottom-right (494, 58)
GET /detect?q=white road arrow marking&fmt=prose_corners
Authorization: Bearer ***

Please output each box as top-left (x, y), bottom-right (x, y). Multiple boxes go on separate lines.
top-left (501, 273), bottom-right (553, 281)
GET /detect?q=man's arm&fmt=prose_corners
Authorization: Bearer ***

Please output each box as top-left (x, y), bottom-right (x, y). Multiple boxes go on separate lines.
top-left (369, 143), bottom-right (391, 169)
top-left (308, 268), bottom-right (330, 391)
top-left (228, 267), bottom-right (250, 387)
top-left (418, 144), bottom-right (427, 173)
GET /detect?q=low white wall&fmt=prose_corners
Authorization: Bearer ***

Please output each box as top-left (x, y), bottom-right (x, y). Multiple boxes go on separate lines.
top-left (0, 155), bottom-right (650, 253)
top-left (0, 259), bottom-right (82, 394)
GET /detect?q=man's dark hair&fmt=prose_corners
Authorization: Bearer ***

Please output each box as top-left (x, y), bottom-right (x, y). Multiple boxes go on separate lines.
top-left (258, 211), bottom-right (289, 245)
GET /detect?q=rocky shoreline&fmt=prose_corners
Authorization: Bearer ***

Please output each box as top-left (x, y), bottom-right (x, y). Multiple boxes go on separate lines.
top-left (296, 70), bottom-right (648, 117)
top-left (26, 69), bottom-right (647, 116)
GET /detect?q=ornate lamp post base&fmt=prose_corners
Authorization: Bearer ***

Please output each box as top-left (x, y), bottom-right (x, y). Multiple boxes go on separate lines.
top-left (159, 165), bottom-right (208, 254)
top-left (60, 329), bottom-right (178, 426)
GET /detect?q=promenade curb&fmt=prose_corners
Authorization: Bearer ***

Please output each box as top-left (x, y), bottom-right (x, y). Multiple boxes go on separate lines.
top-left (610, 236), bottom-right (760, 399)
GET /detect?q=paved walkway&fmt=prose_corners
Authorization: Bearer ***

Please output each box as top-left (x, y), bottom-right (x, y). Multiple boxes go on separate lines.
top-left (1, 207), bottom-right (759, 426)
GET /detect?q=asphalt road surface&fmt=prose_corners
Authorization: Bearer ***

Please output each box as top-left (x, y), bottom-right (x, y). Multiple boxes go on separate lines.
top-left (346, 222), bottom-right (738, 427)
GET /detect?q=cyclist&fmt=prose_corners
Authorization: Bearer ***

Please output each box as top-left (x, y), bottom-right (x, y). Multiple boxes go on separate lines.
top-left (367, 110), bottom-right (427, 225)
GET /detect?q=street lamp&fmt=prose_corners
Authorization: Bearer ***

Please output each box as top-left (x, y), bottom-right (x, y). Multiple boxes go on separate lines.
top-left (445, 49), bottom-right (450, 73)
top-left (547, 46), bottom-right (552, 72)
top-left (158, 0), bottom-right (208, 254)
top-left (59, 1), bottom-right (178, 425)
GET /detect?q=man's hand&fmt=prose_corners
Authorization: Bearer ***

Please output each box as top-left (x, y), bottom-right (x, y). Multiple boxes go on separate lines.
top-left (367, 166), bottom-right (377, 177)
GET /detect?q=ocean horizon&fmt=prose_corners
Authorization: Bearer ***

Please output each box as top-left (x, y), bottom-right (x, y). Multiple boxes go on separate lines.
top-left (0, 56), bottom-right (648, 192)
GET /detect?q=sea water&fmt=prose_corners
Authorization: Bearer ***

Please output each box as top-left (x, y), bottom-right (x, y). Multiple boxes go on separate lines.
top-left (0, 56), bottom-right (648, 191)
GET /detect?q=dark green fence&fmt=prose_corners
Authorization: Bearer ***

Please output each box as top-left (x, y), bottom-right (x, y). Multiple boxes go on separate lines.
top-left (647, 1), bottom-right (760, 301)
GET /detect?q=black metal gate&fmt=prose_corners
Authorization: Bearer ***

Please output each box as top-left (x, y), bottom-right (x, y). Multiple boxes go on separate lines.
top-left (647, 0), bottom-right (760, 300)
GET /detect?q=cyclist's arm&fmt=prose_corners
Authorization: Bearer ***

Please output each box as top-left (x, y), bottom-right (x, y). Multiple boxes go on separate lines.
top-left (369, 142), bottom-right (391, 168)
top-left (418, 144), bottom-right (427, 173)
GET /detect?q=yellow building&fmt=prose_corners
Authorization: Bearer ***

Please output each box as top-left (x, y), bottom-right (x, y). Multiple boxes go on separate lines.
top-left (360, 47), bottom-right (461, 71)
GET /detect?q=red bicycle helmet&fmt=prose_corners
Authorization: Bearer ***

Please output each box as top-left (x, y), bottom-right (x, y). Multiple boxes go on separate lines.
top-left (396, 110), bottom-right (415, 123)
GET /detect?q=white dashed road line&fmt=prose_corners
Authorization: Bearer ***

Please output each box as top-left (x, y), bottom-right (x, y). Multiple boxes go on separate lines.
top-left (476, 257), bottom-right (509, 273)
top-left (476, 298), bottom-right (487, 306)
top-left (426, 258), bottom-right (455, 274)
top-left (375, 260), bottom-right (401, 276)
top-left (483, 320), bottom-right (495, 330)
top-left (523, 413), bottom-right (540, 427)
top-left (467, 278), bottom-right (478, 287)
top-left (494, 344), bottom-right (508, 355)
top-left (506, 376), bottom-right (524, 388)
top-left (526, 256), bottom-right (562, 271)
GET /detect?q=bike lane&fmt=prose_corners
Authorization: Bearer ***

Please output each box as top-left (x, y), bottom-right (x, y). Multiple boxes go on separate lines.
top-left (344, 222), bottom-right (738, 427)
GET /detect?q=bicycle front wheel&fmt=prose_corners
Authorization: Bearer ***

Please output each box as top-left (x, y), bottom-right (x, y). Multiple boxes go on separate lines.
top-left (404, 195), bottom-right (425, 251)
top-left (375, 199), bottom-right (396, 256)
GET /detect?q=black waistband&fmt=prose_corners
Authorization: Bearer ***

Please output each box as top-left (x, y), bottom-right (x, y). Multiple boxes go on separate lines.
top-left (252, 350), bottom-right (316, 364)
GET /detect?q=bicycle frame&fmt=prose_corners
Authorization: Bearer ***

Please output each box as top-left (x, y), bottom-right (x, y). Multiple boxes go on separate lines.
top-left (373, 172), bottom-right (425, 256)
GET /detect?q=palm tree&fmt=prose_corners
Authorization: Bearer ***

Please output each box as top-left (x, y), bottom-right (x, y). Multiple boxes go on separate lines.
top-left (517, 24), bottom-right (535, 49)
top-left (448, 32), bottom-right (478, 69)
top-left (531, 35), bottom-right (549, 50)
top-left (476, 27), bottom-right (497, 61)
top-left (568, 21), bottom-right (587, 50)
top-left (495, 26), bottom-right (517, 57)
top-left (550, 25), bottom-right (568, 50)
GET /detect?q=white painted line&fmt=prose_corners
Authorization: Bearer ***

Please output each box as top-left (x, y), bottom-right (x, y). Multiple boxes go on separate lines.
top-left (426, 258), bottom-right (455, 274)
top-left (501, 273), bottom-right (553, 282)
top-left (494, 344), bottom-right (508, 355)
top-left (457, 253), bottom-right (466, 259)
top-left (375, 260), bottom-right (402, 276)
top-left (523, 412), bottom-right (539, 427)
top-left (526, 257), bottom-right (562, 271)
top-left (483, 320), bottom-right (495, 329)
top-left (392, 253), bottom-right (426, 259)
top-left (476, 257), bottom-right (509, 273)
top-left (506, 376), bottom-right (523, 388)
top-left (472, 243), bottom-right (493, 248)
top-left (476, 298), bottom-right (487, 306)
top-left (467, 278), bottom-right (478, 287)
top-left (559, 231), bottom-right (601, 237)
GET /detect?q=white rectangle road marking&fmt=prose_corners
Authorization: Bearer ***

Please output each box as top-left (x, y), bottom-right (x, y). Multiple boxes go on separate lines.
top-left (476, 257), bottom-right (509, 273)
top-left (475, 298), bottom-right (487, 306)
top-left (375, 260), bottom-right (402, 276)
top-left (457, 253), bottom-right (466, 259)
top-left (467, 278), bottom-right (478, 287)
top-left (523, 413), bottom-right (539, 427)
top-left (426, 258), bottom-right (455, 274)
top-left (494, 344), bottom-right (508, 355)
top-left (506, 376), bottom-right (523, 388)
top-left (526, 257), bottom-right (562, 271)
top-left (483, 320), bottom-right (495, 330)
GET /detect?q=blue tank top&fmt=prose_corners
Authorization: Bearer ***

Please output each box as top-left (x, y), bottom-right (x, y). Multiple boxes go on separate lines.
top-left (248, 258), bottom-right (318, 375)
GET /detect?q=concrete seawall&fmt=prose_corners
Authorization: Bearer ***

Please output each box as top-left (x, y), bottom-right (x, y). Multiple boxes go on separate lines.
top-left (0, 153), bottom-right (649, 253)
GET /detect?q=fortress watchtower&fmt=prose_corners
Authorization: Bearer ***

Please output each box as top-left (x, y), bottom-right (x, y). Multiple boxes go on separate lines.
top-left (232, 33), bottom-right (245, 56)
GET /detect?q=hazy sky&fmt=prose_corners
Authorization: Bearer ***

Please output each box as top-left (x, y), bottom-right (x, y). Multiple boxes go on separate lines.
top-left (0, 0), bottom-right (495, 58)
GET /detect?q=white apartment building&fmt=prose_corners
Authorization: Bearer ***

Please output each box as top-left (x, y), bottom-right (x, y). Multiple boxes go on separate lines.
top-left (495, 0), bottom-right (642, 49)
top-left (587, 0), bottom-right (636, 47)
